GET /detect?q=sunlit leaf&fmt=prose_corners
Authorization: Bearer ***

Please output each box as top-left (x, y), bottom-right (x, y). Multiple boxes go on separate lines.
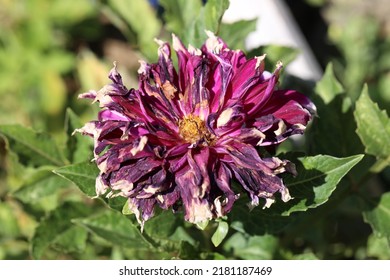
top-left (363, 192), bottom-right (390, 239)
top-left (292, 252), bottom-right (319, 260)
top-left (161, 0), bottom-right (229, 47)
top-left (315, 62), bottom-right (344, 104)
top-left (76, 50), bottom-right (110, 92)
top-left (247, 45), bottom-right (299, 69)
top-left (366, 234), bottom-right (390, 260)
top-left (48, 0), bottom-right (97, 24)
top-left (0, 125), bottom-right (67, 167)
top-left (355, 85), bottom-right (390, 170)
top-left (223, 233), bottom-right (278, 260)
top-left (160, 0), bottom-right (202, 42)
top-left (219, 19), bottom-right (257, 50)
top-left (40, 70), bottom-right (67, 116)
top-left (280, 154), bottom-right (364, 215)
top-left (107, 0), bottom-right (161, 58)
top-left (211, 220), bottom-right (229, 247)
top-left (53, 161), bottom-right (98, 197)
top-left (108, 0), bottom-right (160, 41)
top-left (12, 167), bottom-right (67, 203)
top-left (196, 220), bottom-right (209, 230)
top-left (73, 209), bottom-right (151, 248)
top-left (191, 0), bottom-right (230, 46)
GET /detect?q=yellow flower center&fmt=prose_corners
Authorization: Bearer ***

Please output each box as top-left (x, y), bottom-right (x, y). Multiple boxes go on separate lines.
top-left (178, 115), bottom-right (209, 143)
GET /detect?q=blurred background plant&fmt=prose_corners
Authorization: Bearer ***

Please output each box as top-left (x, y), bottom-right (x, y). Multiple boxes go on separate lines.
top-left (0, 0), bottom-right (389, 260)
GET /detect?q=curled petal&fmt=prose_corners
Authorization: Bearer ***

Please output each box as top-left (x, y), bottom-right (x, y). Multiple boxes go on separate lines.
top-left (176, 165), bottom-right (213, 223)
top-left (174, 149), bottom-right (215, 223)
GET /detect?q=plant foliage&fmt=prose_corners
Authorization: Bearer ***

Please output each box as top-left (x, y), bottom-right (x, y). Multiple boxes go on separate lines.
top-left (0, 0), bottom-right (389, 260)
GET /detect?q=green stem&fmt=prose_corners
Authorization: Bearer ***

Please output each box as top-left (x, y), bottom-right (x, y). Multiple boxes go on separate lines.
top-left (369, 157), bottom-right (390, 174)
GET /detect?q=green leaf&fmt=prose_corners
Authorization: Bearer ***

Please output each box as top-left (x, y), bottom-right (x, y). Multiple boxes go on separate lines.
top-left (201, 0), bottom-right (230, 31)
top-left (139, 211), bottom-right (187, 254)
top-left (47, 0), bottom-right (97, 24)
top-left (315, 62), bottom-right (344, 104)
top-left (308, 63), bottom-right (362, 158)
top-left (227, 154), bottom-right (363, 236)
top-left (229, 200), bottom-right (293, 235)
top-left (73, 209), bottom-right (151, 248)
top-left (218, 19), bottom-right (257, 50)
top-left (280, 154), bottom-right (364, 215)
top-left (39, 70), bottom-right (67, 116)
top-left (0, 203), bottom-right (20, 238)
top-left (53, 161), bottom-right (99, 197)
top-left (0, 124), bottom-right (67, 166)
top-left (143, 210), bottom-right (180, 239)
top-left (178, 240), bottom-right (201, 260)
top-left (366, 234), bottom-right (390, 260)
top-left (12, 167), bottom-right (67, 203)
top-left (292, 252), bottom-right (319, 260)
top-left (160, 0), bottom-right (202, 39)
top-left (170, 226), bottom-right (197, 247)
top-left (247, 45), bottom-right (299, 68)
top-left (307, 94), bottom-right (364, 158)
top-left (211, 220), bottom-right (229, 247)
top-left (122, 199), bottom-right (133, 215)
top-left (108, 0), bottom-right (160, 42)
top-left (107, 196), bottom-right (127, 212)
top-left (31, 201), bottom-right (92, 259)
top-left (223, 233), bottom-right (278, 260)
top-left (107, 0), bottom-right (161, 58)
top-left (65, 108), bottom-right (93, 163)
top-left (191, 0), bottom-right (230, 46)
top-left (355, 85), bottom-right (390, 170)
top-left (363, 192), bottom-right (390, 238)
top-left (76, 50), bottom-right (110, 92)
top-left (196, 220), bottom-right (209, 230)
top-left (52, 226), bottom-right (88, 254)
top-left (161, 0), bottom-right (229, 47)
top-left (263, 45), bottom-right (300, 67)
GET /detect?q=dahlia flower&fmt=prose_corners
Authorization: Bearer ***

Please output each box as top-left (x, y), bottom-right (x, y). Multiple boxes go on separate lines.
top-left (76, 31), bottom-right (315, 227)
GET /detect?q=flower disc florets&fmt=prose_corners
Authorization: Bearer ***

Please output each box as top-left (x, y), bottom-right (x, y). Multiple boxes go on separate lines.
top-left (179, 114), bottom-right (213, 145)
top-left (76, 31), bottom-right (316, 228)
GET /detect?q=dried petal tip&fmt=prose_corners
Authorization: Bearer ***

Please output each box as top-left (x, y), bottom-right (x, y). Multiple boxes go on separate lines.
top-left (255, 54), bottom-right (267, 69)
top-left (263, 197), bottom-right (276, 209)
top-left (78, 90), bottom-right (97, 100)
top-left (188, 44), bottom-right (202, 56)
top-left (154, 38), bottom-right (165, 46)
top-left (172, 33), bottom-right (185, 52)
top-left (280, 187), bottom-right (292, 202)
top-left (138, 60), bottom-right (148, 74)
top-left (205, 30), bottom-right (224, 54)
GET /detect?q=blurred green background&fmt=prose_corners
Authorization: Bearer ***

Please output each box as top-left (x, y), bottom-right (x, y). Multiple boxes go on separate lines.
top-left (0, 0), bottom-right (153, 259)
top-left (0, 0), bottom-right (389, 259)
